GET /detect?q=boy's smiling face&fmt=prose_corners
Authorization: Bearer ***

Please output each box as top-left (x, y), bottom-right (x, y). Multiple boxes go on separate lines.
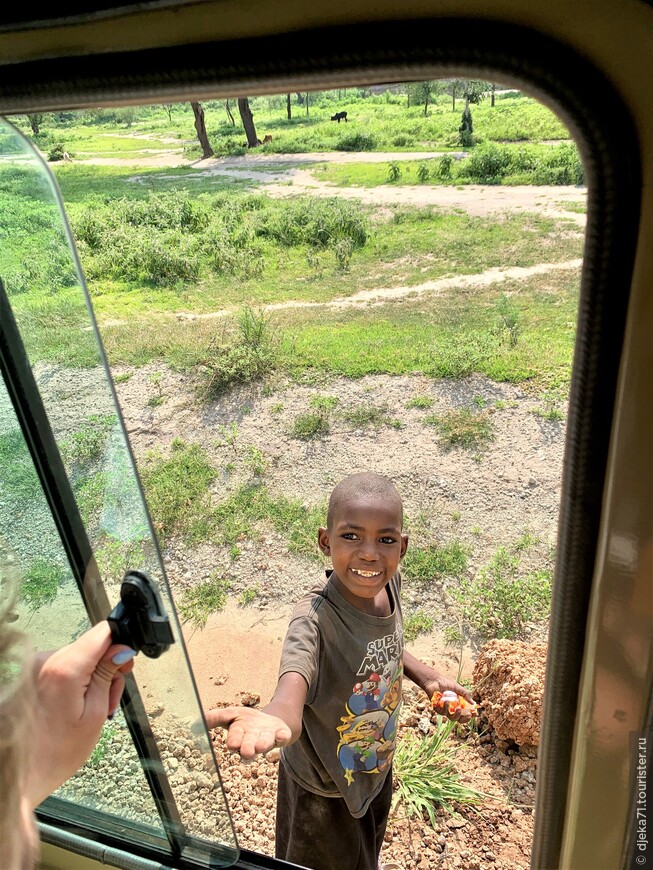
top-left (318, 495), bottom-right (408, 610)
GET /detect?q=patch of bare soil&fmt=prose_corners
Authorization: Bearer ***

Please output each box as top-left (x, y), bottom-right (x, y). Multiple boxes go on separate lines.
top-left (111, 366), bottom-right (560, 868)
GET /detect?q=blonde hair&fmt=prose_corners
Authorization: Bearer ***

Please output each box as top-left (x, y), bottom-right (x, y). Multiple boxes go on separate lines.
top-left (0, 553), bottom-right (39, 868)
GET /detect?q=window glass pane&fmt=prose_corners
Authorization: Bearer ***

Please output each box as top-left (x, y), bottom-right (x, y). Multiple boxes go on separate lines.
top-left (0, 119), bottom-right (238, 865)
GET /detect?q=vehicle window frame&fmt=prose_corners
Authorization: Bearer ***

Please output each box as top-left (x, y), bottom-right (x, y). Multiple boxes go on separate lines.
top-left (0, 16), bottom-right (643, 870)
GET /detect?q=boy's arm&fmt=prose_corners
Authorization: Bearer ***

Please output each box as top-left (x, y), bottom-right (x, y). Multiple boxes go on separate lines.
top-left (403, 649), bottom-right (476, 723)
top-left (205, 672), bottom-right (308, 760)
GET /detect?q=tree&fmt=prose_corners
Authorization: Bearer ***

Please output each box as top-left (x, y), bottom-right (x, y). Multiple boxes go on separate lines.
top-left (26, 114), bottom-right (44, 135)
top-left (286, 93), bottom-right (292, 120)
top-left (238, 98), bottom-right (260, 147)
top-left (442, 79), bottom-right (463, 111)
top-left (442, 79), bottom-right (487, 112)
top-left (459, 104), bottom-right (474, 147)
top-left (225, 99), bottom-right (235, 126)
top-left (458, 81), bottom-right (487, 147)
top-left (190, 102), bottom-right (214, 158)
top-left (163, 104), bottom-right (174, 123)
top-left (491, 83), bottom-right (496, 108)
top-left (408, 81), bottom-right (441, 116)
top-left (463, 80), bottom-right (489, 106)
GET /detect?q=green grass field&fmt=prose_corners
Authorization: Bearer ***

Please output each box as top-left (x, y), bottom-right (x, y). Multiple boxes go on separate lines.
top-left (10, 89), bottom-right (570, 159)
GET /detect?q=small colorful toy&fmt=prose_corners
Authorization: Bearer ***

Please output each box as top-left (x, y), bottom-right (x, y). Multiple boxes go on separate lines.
top-left (431, 690), bottom-right (477, 715)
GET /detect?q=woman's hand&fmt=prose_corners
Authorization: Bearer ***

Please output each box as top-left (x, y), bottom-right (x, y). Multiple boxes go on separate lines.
top-left (25, 621), bottom-right (136, 808)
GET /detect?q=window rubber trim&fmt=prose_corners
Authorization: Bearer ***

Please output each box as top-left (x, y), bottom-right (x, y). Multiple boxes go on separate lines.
top-left (0, 17), bottom-right (642, 869)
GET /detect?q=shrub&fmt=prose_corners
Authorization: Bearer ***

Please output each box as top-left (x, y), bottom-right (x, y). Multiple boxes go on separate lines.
top-left (417, 162), bottom-right (430, 183)
top-left (256, 198), bottom-right (367, 250)
top-left (387, 161), bottom-right (402, 182)
top-left (438, 154), bottom-right (454, 180)
top-left (462, 144), bottom-right (512, 184)
top-left (452, 547), bottom-right (552, 638)
top-left (47, 141), bottom-right (69, 162)
top-left (200, 307), bottom-right (277, 400)
top-left (336, 132), bottom-right (377, 151)
top-left (333, 237), bottom-right (354, 271)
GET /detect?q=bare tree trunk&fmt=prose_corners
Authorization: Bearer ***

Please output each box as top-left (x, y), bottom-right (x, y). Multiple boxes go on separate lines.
top-left (306, 92), bottom-right (309, 116)
top-left (452, 86), bottom-right (456, 111)
top-left (286, 93), bottom-right (292, 120)
top-left (225, 99), bottom-right (235, 126)
top-left (191, 102), bottom-right (214, 158)
top-left (491, 83), bottom-right (496, 107)
top-left (238, 98), bottom-right (260, 147)
top-left (163, 104), bottom-right (173, 123)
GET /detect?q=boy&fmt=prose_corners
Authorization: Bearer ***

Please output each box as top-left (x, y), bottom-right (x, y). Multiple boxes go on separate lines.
top-left (206, 472), bottom-right (474, 870)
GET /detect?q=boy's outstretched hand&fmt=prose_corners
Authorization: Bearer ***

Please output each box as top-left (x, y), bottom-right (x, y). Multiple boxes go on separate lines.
top-left (205, 672), bottom-right (307, 760)
top-left (205, 707), bottom-right (293, 759)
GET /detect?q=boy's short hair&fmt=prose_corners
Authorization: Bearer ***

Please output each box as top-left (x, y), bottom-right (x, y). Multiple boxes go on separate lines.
top-left (326, 472), bottom-right (403, 529)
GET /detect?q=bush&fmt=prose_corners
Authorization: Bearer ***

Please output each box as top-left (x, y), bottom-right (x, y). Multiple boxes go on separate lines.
top-left (387, 161), bottom-right (402, 182)
top-left (462, 144), bottom-right (512, 184)
top-left (437, 154), bottom-right (453, 180)
top-left (417, 162), bottom-right (430, 183)
top-left (256, 198), bottom-right (367, 250)
top-left (200, 307), bottom-right (277, 400)
top-left (291, 413), bottom-right (330, 439)
top-left (452, 547), bottom-right (552, 638)
top-left (47, 141), bottom-right (69, 162)
top-left (336, 132), bottom-right (377, 151)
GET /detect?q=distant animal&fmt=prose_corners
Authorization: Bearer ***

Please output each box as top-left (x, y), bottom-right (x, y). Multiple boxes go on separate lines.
top-left (330, 111), bottom-right (348, 123)
top-left (62, 151), bottom-right (72, 162)
top-left (263, 134), bottom-right (273, 143)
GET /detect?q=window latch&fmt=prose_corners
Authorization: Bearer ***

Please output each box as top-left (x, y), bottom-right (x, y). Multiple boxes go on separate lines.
top-left (108, 570), bottom-right (175, 658)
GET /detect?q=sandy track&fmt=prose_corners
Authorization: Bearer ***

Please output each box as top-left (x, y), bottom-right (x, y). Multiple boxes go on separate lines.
top-left (76, 149), bottom-right (587, 223)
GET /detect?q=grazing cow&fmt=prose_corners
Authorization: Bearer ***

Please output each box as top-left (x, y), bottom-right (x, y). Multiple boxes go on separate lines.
top-left (330, 111), bottom-right (348, 123)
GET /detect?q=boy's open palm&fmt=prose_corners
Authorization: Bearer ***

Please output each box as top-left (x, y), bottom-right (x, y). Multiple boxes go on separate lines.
top-left (206, 706), bottom-right (293, 759)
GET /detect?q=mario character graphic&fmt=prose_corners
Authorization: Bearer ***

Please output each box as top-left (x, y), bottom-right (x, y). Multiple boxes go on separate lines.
top-left (349, 673), bottom-right (383, 714)
top-left (336, 630), bottom-right (403, 786)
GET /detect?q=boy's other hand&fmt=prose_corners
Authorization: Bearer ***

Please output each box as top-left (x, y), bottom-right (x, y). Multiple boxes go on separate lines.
top-left (205, 706), bottom-right (293, 760)
top-left (424, 673), bottom-right (477, 724)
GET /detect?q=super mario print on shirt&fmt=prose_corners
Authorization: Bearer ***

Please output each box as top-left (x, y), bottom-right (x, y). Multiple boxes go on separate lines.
top-left (336, 627), bottom-right (403, 785)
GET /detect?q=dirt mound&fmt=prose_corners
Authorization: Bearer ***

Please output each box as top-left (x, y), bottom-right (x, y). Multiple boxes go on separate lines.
top-left (473, 639), bottom-right (547, 748)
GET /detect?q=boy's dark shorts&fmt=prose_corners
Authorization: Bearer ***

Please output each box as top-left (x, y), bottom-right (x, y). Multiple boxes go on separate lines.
top-left (275, 761), bottom-right (393, 870)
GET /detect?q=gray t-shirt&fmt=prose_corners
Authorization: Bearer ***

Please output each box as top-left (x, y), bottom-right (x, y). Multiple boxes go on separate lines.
top-left (279, 571), bottom-right (404, 818)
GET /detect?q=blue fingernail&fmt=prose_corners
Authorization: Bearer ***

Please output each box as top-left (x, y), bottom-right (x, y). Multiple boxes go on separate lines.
top-left (112, 649), bottom-right (137, 665)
